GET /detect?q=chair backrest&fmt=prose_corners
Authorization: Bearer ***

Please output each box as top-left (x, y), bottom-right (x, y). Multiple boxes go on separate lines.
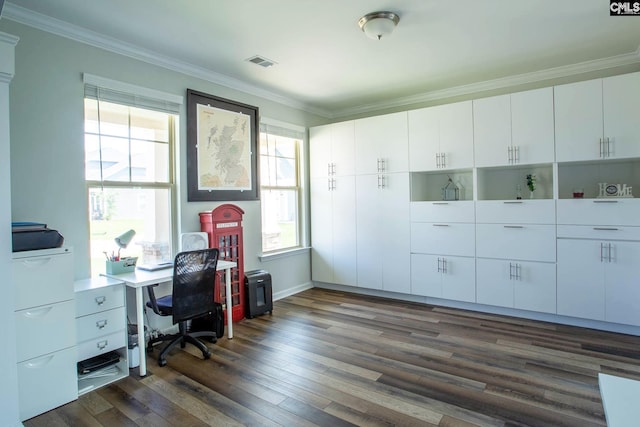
top-left (171, 248), bottom-right (219, 324)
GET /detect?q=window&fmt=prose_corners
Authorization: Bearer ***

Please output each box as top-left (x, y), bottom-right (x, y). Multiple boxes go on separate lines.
top-left (259, 121), bottom-right (304, 253)
top-left (84, 75), bottom-right (181, 274)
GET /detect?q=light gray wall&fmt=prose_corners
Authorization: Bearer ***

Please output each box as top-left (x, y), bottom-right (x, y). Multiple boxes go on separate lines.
top-left (0, 19), bottom-right (327, 297)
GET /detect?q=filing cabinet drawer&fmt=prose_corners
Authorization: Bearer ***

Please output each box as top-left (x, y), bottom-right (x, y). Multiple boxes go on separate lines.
top-left (76, 283), bottom-right (125, 317)
top-left (476, 200), bottom-right (555, 224)
top-left (77, 331), bottom-right (126, 362)
top-left (476, 224), bottom-right (556, 262)
top-left (15, 299), bottom-right (76, 362)
top-left (411, 200), bottom-right (475, 223)
top-left (411, 222), bottom-right (475, 257)
top-left (17, 346), bottom-right (78, 421)
top-left (77, 306), bottom-right (126, 343)
top-left (13, 250), bottom-right (73, 310)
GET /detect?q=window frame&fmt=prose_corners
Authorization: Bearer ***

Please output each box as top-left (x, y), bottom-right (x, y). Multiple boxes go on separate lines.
top-left (259, 121), bottom-right (305, 254)
top-left (84, 96), bottom-right (179, 274)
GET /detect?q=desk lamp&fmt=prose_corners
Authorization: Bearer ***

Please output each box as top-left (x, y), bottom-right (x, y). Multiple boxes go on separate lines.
top-left (115, 229), bottom-right (136, 259)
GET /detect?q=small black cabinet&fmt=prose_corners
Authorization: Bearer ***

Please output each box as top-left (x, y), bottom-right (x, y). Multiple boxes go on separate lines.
top-left (244, 269), bottom-right (273, 318)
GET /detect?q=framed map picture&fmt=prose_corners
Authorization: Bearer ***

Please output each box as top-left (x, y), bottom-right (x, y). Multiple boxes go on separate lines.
top-left (187, 89), bottom-right (259, 201)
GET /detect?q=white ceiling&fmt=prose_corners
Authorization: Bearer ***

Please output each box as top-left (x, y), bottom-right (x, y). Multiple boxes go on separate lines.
top-left (3, 0), bottom-right (640, 118)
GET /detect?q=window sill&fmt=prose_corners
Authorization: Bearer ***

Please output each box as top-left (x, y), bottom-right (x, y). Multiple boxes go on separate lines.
top-left (259, 247), bottom-right (310, 262)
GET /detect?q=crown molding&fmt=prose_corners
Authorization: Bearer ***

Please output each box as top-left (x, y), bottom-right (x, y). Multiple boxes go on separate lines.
top-left (333, 46), bottom-right (640, 118)
top-left (4, 2), bottom-right (640, 121)
top-left (2, 3), bottom-right (333, 118)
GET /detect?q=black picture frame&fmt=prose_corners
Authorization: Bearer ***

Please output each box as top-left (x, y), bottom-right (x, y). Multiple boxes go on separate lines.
top-left (186, 89), bottom-right (260, 201)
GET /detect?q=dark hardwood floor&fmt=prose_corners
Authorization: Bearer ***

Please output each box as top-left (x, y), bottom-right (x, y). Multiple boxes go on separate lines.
top-left (24, 288), bottom-right (640, 427)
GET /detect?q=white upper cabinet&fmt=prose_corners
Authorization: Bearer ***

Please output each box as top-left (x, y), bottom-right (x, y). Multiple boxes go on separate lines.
top-left (556, 72), bottom-right (640, 162)
top-left (310, 121), bottom-right (355, 179)
top-left (603, 72), bottom-right (640, 160)
top-left (408, 101), bottom-right (473, 171)
top-left (355, 111), bottom-right (408, 175)
top-left (474, 88), bottom-right (555, 167)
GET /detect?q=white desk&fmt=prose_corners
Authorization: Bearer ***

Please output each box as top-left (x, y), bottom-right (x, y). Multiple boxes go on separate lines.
top-left (599, 373), bottom-right (640, 427)
top-left (104, 259), bottom-right (236, 376)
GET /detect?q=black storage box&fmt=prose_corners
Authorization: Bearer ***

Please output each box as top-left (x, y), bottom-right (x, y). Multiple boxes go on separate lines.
top-left (245, 269), bottom-right (273, 318)
top-left (12, 228), bottom-right (64, 252)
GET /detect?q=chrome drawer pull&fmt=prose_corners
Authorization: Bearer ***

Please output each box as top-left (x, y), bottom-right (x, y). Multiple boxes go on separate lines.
top-left (95, 296), bottom-right (106, 305)
top-left (504, 225), bottom-right (524, 229)
top-left (433, 224), bottom-right (450, 227)
top-left (96, 319), bottom-right (108, 329)
top-left (503, 201), bottom-right (523, 204)
top-left (593, 227), bottom-right (619, 231)
top-left (96, 340), bottom-right (108, 350)
top-left (593, 200), bottom-right (618, 203)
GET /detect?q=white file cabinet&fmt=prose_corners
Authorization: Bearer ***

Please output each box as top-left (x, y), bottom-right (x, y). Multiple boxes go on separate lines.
top-left (13, 247), bottom-right (77, 421)
top-left (75, 276), bottom-right (128, 395)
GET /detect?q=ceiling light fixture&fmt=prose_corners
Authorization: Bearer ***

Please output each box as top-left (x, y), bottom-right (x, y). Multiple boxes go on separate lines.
top-left (358, 11), bottom-right (400, 40)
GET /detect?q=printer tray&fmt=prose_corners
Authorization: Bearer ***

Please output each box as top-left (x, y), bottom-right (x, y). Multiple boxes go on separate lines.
top-left (12, 229), bottom-right (64, 252)
top-left (77, 351), bottom-right (120, 375)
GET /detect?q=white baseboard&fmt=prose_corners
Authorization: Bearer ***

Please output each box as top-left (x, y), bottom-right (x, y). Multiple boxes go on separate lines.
top-left (273, 281), bottom-right (313, 301)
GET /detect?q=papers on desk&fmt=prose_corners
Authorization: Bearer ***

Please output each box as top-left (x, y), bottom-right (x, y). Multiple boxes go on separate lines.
top-left (136, 262), bottom-right (173, 271)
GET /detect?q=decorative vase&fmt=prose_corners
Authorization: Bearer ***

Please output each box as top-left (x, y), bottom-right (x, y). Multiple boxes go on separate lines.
top-left (529, 191), bottom-right (534, 199)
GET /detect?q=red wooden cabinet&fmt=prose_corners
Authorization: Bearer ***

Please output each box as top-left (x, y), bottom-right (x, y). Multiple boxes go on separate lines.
top-left (199, 204), bottom-right (245, 322)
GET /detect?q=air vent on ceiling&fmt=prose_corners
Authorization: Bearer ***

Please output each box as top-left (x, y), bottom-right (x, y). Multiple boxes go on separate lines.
top-left (246, 55), bottom-right (277, 68)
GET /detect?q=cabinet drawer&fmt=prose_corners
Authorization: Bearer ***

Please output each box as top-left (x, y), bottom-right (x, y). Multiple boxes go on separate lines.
top-left (476, 224), bottom-right (556, 262)
top-left (15, 299), bottom-right (76, 362)
top-left (557, 199), bottom-right (640, 226)
top-left (476, 200), bottom-right (555, 224)
top-left (557, 225), bottom-right (640, 240)
top-left (411, 201), bottom-right (475, 223)
top-left (77, 306), bottom-right (125, 343)
top-left (411, 222), bottom-right (475, 256)
top-left (13, 252), bottom-right (73, 310)
top-left (17, 346), bottom-right (78, 421)
top-left (76, 283), bottom-right (125, 317)
top-left (77, 331), bottom-right (126, 362)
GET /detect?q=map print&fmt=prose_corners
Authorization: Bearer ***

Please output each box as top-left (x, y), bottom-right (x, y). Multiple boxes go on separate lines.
top-left (197, 104), bottom-right (251, 191)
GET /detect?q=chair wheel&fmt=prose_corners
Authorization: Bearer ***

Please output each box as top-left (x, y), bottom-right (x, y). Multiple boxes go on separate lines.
top-left (203, 351), bottom-right (211, 360)
top-left (158, 358), bottom-right (167, 367)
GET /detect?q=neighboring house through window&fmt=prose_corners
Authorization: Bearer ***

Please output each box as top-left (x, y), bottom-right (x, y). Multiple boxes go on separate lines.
top-left (83, 74), bottom-right (181, 274)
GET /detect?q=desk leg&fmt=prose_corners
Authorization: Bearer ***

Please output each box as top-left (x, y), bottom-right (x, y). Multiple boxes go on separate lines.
top-left (225, 267), bottom-right (233, 339)
top-left (136, 286), bottom-right (147, 376)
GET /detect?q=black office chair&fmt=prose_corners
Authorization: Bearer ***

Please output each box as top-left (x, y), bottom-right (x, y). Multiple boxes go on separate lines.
top-left (145, 248), bottom-right (219, 367)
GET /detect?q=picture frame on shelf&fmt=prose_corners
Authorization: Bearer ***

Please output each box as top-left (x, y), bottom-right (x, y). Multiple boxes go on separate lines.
top-left (186, 89), bottom-right (260, 201)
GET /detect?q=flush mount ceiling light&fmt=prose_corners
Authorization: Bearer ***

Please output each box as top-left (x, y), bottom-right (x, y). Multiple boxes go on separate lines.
top-left (358, 11), bottom-right (400, 40)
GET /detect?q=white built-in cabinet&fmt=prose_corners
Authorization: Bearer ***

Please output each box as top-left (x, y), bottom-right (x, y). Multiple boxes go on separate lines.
top-left (555, 72), bottom-right (640, 162)
top-left (556, 199), bottom-right (640, 326)
top-left (354, 111), bottom-right (408, 174)
top-left (474, 87), bottom-right (555, 167)
top-left (408, 101), bottom-right (474, 171)
top-left (310, 122), bottom-right (357, 286)
top-left (410, 201), bottom-right (475, 302)
top-left (310, 70), bottom-right (640, 331)
top-left (13, 248), bottom-right (77, 421)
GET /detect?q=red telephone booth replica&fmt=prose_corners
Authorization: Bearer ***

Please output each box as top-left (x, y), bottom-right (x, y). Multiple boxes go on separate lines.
top-left (199, 204), bottom-right (245, 323)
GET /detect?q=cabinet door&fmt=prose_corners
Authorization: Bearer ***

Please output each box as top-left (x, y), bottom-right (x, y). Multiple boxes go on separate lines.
top-left (605, 241), bottom-right (640, 326)
top-left (557, 239), bottom-right (605, 321)
top-left (331, 121), bottom-right (356, 176)
top-left (355, 112), bottom-right (408, 174)
top-left (408, 106), bottom-right (439, 171)
top-left (356, 174), bottom-right (383, 289)
top-left (381, 173), bottom-right (411, 294)
top-left (310, 177), bottom-right (334, 283)
top-left (473, 94), bottom-right (511, 167)
top-left (554, 79), bottom-right (603, 162)
top-left (410, 253), bottom-right (442, 297)
top-left (511, 87), bottom-right (555, 165)
top-left (438, 101), bottom-right (474, 169)
top-left (309, 125), bottom-right (332, 179)
top-left (332, 175), bottom-right (357, 286)
top-left (476, 258), bottom-right (513, 308)
top-left (513, 261), bottom-right (556, 314)
top-left (603, 72), bottom-right (640, 160)
top-left (441, 256), bottom-right (476, 303)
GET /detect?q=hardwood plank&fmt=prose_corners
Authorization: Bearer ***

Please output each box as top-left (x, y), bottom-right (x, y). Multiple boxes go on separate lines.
top-left (23, 288), bottom-right (640, 426)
